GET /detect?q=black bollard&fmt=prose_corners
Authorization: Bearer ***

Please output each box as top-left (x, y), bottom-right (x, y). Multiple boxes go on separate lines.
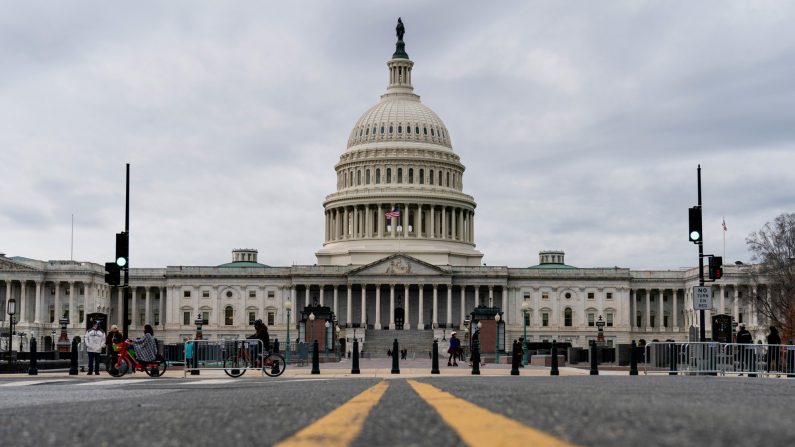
top-left (510, 340), bottom-right (520, 376)
top-left (471, 339), bottom-right (481, 375)
top-left (550, 340), bottom-right (560, 376)
top-left (629, 340), bottom-right (639, 376)
top-left (391, 339), bottom-right (400, 374)
top-left (311, 340), bottom-right (320, 375)
top-left (28, 337), bottom-right (39, 375)
top-left (351, 339), bottom-right (361, 374)
top-left (669, 342), bottom-right (678, 376)
top-left (69, 338), bottom-right (79, 376)
top-left (431, 340), bottom-right (440, 374)
top-left (589, 341), bottom-right (599, 376)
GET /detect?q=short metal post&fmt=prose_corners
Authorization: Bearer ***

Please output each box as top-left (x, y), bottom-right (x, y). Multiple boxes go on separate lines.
top-left (471, 338), bottom-right (481, 375)
top-left (589, 340), bottom-right (599, 376)
top-left (28, 337), bottom-right (38, 375)
top-left (391, 339), bottom-right (400, 374)
top-left (351, 339), bottom-right (360, 374)
top-left (69, 338), bottom-right (78, 376)
top-left (311, 339), bottom-right (320, 375)
top-left (550, 340), bottom-right (559, 376)
top-left (669, 342), bottom-right (678, 376)
top-left (629, 340), bottom-right (638, 376)
top-left (510, 340), bottom-right (520, 376)
top-left (431, 340), bottom-right (440, 374)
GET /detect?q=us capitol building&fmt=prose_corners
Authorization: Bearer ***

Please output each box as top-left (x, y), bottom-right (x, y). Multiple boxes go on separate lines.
top-left (0, 22), bottom-right (766, 352)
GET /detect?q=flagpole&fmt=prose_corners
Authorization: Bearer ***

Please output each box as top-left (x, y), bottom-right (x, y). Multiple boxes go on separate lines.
top-left (70, 214), bottom-right (74, 261)
top-left (723, 217), bottom-right (726, 261)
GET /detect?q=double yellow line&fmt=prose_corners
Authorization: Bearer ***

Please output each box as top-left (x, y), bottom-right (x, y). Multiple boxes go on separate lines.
top-left (276, 380), bottom-right (578, 447)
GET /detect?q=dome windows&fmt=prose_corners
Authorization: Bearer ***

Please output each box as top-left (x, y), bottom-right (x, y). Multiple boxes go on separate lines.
top-left (386, 168), bottom-right (392, 183)
top-left (407, 126), bottom-right (411, 134)
top-left (415, 126), bottom-right (420, 134)
top-left (423, 127), bottom-right (428, 135)
top-left (380, 126), bottom-right (384, 134)
top-left (389, 125), bottom-right (393, 134)
top-left (376, 168), bottom-right (381, 184)
top-left (366, 169), bottom-right (371, 184)
top-left (419, 169), bottom-right (424, 184)
top-left (397, 125), bottom-right (402, 134)
top-left (429, 169), bottom-right (434, 185)
top-left (431, 128), bottom-right (435, 137)
top-left (408, 168), bottom-right (414, 183)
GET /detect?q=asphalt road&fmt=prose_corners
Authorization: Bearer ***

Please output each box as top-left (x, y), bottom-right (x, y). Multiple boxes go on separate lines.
top-left (1, 375), bottom-right (793, 447)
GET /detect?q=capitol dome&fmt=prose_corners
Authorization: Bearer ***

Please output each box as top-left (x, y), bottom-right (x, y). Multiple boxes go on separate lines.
top-left (316, 20), bottom-right (483, 267)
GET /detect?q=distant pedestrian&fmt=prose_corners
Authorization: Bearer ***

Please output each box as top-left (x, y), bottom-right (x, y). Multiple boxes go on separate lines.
top-left (448, 332), bottom-right (460, 366)
top-left (767, 326), bottom-right (782, 373)
top-left (85, 322), bottom-right (105, 375)
top-left (736, 323), bottom-right (754, 375)
top-left (401, 349), bottom-right (407, 360)
top-left (105, 325), bottom-right (122, 373)
top-left (517, 337), bottom-right (525, 368)
top-left (387, 349), bottom-right (392, 358)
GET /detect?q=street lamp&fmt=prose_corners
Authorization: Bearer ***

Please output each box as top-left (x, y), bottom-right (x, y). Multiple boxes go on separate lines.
top-left (335, 325), bottom-right (341, 360)
top-left (284, 300), bottom-right (292, 363)
top-left (494, 314), bottom-right (501, 364)
top-left (309, 312), bottom-right (315, 344)
top-left (521, 301), bottom-right (530, 366)
top-left (324, 320), bottom-right (331, 353)
top-left (194, 315), bottom-right (204, 340)
top-left (7, 298), bottom-right (16, 359)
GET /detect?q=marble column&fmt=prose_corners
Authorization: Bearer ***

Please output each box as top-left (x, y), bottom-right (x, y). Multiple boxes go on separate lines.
top-left (659, 289), bottom-right (664, 328)
top-left (305, 286), bottom-right (310, 307)
top-left (346, 285), bottom-right (352, 325)
top-left (488, 286), bottom-right (494, 308)
top-left (117, 288), bottom-right (124, 326)
top-left (719, 285), bottom-right (725, 314)
top-left (33, 281), bottom-right (42, 323)
top-left (68, 282), bottom-right (75, 327)
top-left (429, 206), bottom-right (435, 238)
top-left (404, 284), bottom-right (410, 329)
top-left (417, 285), bottom-right (424, 329)
top-left (145, 287), bottom-right (151, 326)
top-left (451, 207), bottom-right (457, 240)
top-left (389, 285), bottom-right (395, 329)
top-left (432, 285), bottom-right (438, 326)
top-left (460, 286), bottom-right (466, 326)
top-left (342, 207), bottom-right (348, 239)
top-left (53, 282), bottom-right (60, 323)
top-left (160, 287), bottom-right (166, 327)
top-left (673, 289), bottom-right (679, 329)
top-left (474, 286), bottom-right (480, 307)
top-left (446, 286), bottom-right (452, 327)
top-left (441, 206), bottom-right (447, 239)
top-left (375, 285), bottom-right (381, 329)
top-left (645, 289), bottom-right (650, 329)
top-left (319, 285), bottom-right (325, 306)
top-left (333, 286), bottom-right (339, 317)
top-left (378, 205), bottom-right (384, 237)
top-left (360, 285), bottom-right (366, 326)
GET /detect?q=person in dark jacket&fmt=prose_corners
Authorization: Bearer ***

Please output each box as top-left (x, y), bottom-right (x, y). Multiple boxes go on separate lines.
top-left (767, 326), bottom-right (782, 373)
top-left (105, 324), bottom-right (123, 373)
top-left (247, 319), bottom-right (271, 351)
top-left (736, 323), bottom-right (754, 375)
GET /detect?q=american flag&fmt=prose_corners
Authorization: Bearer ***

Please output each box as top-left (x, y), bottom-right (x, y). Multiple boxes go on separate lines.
top-left (385, 207), bottom-right (401, 218)
top-left (722, 218), bottom-right (727, 232)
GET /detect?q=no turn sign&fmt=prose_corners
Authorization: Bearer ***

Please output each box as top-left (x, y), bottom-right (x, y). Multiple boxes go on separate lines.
top-left (693, 286), bottom-right (713, 310)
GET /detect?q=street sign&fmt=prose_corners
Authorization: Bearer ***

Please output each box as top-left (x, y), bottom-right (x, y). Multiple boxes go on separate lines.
top-left (596, 320), bottom-right (605, 328)
top-left (692, 286), bottom-right (712, 310)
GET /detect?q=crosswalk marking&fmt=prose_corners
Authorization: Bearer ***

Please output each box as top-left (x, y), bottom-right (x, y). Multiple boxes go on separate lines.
top-left (274, 381), bottom-right (389, 447)
top-left (0, 379), bottom-right (73, 387)
top-left (76, 379), bottom-right (152, 386)
top-left (407, 380), bottom-right (579, 447)
top-left (180, 379), bottom-right (239, 385)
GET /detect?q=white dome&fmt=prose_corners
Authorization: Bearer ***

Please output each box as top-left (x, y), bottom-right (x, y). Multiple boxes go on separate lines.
top-left (347, 98), bottom-right (452, 150)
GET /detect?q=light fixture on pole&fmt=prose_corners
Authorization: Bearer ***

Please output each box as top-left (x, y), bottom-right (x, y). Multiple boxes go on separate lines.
top-left (284, 300), bottom-right (292, 363)
top-left (309, 312), bottom-right (316, 345)
top-left (494, 313), bottom-right (501, 364)
top-left (6, 298), bottom-right (16, 358)
top-left (324, 320), bottom-right (331, 352)
top-left (521, 301), bottom-right (530, 366)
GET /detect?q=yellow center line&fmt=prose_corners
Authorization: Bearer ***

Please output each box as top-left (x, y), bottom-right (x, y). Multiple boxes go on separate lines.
top-left (275, 380), bottom-right (389, 447)
top-left (407, 380), bottom-right (580, 447)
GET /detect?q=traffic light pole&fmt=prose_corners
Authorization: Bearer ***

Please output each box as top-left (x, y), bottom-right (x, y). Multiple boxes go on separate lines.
top-left (122, 163), bottom-right (130, 340)
top-left (697, 165), bottom-right (705, 342)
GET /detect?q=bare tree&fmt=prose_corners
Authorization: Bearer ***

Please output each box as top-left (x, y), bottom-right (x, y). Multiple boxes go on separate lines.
top-left (746, 212), bottom-right (795, 341)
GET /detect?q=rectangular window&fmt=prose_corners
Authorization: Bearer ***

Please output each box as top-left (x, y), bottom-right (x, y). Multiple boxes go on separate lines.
top-left (606, 292), bottom-right (613, 300)
top-left (249, 291), bottom-right (256, 298)
top-left (183, 312), bottom-right (191, 326)
top-left (184, 290), bottom-right (191, 298)
top-left (202, 290), bottom-right (209, 298)
top-left (523, 293), bottom-right (530, 300)
top-left (202, 311), bottom-right (210, 325)
top-left (542, 312), bottom-right (549, 327)
top-left (154, 311), bottom-right (160, 326)
top-left (664, 315), bottom-right (669, 328)
top-left (606, 313), bottom-right (614, 327)
top-left (249, 312), bottom-right (256, 325)
top-left (139, 312), bottom-right (145, 326)
top-left (268, 291), bottom-right (275, 298)
top-left (79, 310), bottom-right (84, 323)
top-left (588, 313), bottom-right (595, 327)
top-left (268, 312), bottom-right (275, 326)
top-left (738, 313), bottom-right (743, 323)
top-left (636, 312), bottom-right (642, 327)
top-left (49, 309), bottom-right (55, 323)
top-left (587, 292), bottom-right (595, 300)
top-left (542, 292), bottom-right (549, 300)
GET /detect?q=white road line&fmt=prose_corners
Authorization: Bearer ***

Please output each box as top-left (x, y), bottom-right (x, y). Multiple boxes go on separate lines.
top-left (0, 379), bottom-right (74, 387)
top-left (180, 379), bottom-right (239, 385)
top-left (75, 379), bottom-right (153, 386)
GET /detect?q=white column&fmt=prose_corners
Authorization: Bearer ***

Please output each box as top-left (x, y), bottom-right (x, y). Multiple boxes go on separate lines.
top-left (353, 207), bottom-right (359, 238)
top-left (441, 206), bottom-right (446, 239)
top-left (474, 286), bottom-right (480, 307)
top-left (403, 205), bottom-right (409, 238)
top-left (645, 289), bottom-right (650, 329)
top-left (19, 281), bottom-right (28, 323)
top-left (53, 281), bottom-right (61, 323)
top-left (305, 286), bottom-right (310, 307)
top-left (389, 285), bottom-right (395, 329)
top-left (378, 205), bottom-right (384, 237)
top-left (404, 284), bottom-right (410, 329)
top-left (33, 281), bottom-right (42, 323)
top-left (360, 285), bottom-right (366, 325)
top-left (659, 289), bottom-right (664, 328)
top-left (719, 285), bottom-right (725, 314)
top-left (145, 287), bottom-right (151, 326)
top-left (346, 285), bottom-right (352, 325)
top-left (342, 207), bottom-right (348, 239)
top-left (429, 205), bottom-right (435, 238)
top-left (319, 285), bottom-right (325, 306)
top-left (68, 282), bottom-right (75, 327)
top-left (160, 287), bottom-right (166, 327)
top-left (446, 286), bottom-right (452, 327)
top-left (375, 285), bottom-right (381, 329)
top-left (333, 286), bottom-right (339, 317)
top-left (417, 285), bottom-right (424, 329)
top-left (432, 285), bottom-right (438, 326)
top-left (460, 286), bottom-right (466, 326)
top-left (290, 287), bottom-right (297, 323)
top-left (673, 290), bottom-right (679, 329)
top-left (451, 207), bottom-right (457, 240)
top-left (733, 287), bottom-right (739, 322)
top-left (488, 286), bottom-right (494, 308)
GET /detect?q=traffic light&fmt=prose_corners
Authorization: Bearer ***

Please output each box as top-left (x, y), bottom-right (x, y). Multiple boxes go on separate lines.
top-left (115, 231), bottom-right (129, 268)
top-left (688, 206), bottom-right (702, 243)
top-left (105, 262), bottom-right (121, 286)
top-left (709, 256), bottom-right (723, 280)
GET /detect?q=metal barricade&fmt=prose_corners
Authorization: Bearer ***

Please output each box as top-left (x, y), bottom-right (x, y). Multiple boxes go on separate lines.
top-left (184, 339), bottom-right (265, 377)
top-left (644, 342), bottom-right (723, 375)
top-left (723, 344), bottom-right (795, 377)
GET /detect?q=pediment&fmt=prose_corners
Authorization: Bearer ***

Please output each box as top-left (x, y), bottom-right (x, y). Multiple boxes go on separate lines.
top-left (349, 254), bottom-right (449, 277)
top-left (0, 257), bottom-right (37, 272)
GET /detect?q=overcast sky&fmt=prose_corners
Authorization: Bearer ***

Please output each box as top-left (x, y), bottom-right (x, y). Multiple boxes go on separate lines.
top-left (1, 1), bottom-right (794, 270)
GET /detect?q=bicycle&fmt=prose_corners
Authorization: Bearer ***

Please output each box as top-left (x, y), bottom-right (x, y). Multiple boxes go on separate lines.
top-left (111, 340), bottom-right (167, 378)
top-left (223, 339), bottom-right (285, 378)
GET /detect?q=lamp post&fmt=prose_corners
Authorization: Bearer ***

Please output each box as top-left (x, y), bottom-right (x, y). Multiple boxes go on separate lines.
top-left (335, 325), bottom-right (341, 360)
top-left (194, 315), bottom-right (203, 341)
top-left (284, 300), bottom-right (292, 363)
top-left (521, 301), bottom-right (530, 366)
top-left (6, 298), bottom-right (16, 360)
top-left (309, 312), bottom-right (315, 344)
top-left (495, 314), bottom-right (501, 364)
top-left (324, 320), bottom-right (331, 353)
top-left (596, 315), bottom-right (606, 345)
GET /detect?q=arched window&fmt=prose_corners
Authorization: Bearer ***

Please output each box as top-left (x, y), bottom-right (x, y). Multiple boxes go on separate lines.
top-left (429, 169), bottom-right (434, 185)
top-left (365, 127), bottom-right (369, 136)
top-left (438, 171), bottom-right (442, 186)
top-left (407, 125), bottom-right (412, 134)
top-left (397, 168), bottom-right (403, 183)
top-left (431, 128), bottom-right (435, 137)
top-left (366, 169), bottom-right (371, 184)
top-left (373, 126), bottom-right (376, 135)
top-left (423, 127), bottom-right (428, 135)
top-left (386, 168), bottom-right (392, 183)
top-left (225, 306), bottom-right (234, 326)
top-left (376, 168), bottom-right (381, 184)
top-left (408, 168), bottom-right (414, 183)
top-left (389, 125), bottom-right (393, 134)
top-left (446, 172), bottom-right (450, 187)
top-left (564, 308), bottom-right (573, 327)
top-left (419, 169), bottom-right (424, 184)
top-left (343, 172), bottom-right (347, 188)
top-left (415, 126), bottom-right (420, 134)
top-left (357, 170), bottom-right (361, 185)
top-left (398, 125), bottom-right (402, 134)
top-left (380, 126), bottom-right (384, 134)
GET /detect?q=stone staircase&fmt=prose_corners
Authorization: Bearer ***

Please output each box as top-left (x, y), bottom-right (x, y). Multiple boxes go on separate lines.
top-left (364, 329), bottom-right (435, 358)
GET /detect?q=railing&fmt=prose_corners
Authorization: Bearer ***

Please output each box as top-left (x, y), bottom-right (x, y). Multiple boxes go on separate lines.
top-left (644, 342), bottom-right (795, 376)
top-left (184, 339), bottom-right (266, 377)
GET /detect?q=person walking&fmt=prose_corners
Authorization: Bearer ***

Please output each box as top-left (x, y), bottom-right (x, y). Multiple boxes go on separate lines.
top-left (767, 326), bottom-right (782, 374)
top-left (736, 323), bottom-right (754, 376)
top-left (447, 332), bottom-right (460, 366)
top-left (85, 322), bottom-right (105, 376)
top-left (105, 324), bottom-right (123, 373)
